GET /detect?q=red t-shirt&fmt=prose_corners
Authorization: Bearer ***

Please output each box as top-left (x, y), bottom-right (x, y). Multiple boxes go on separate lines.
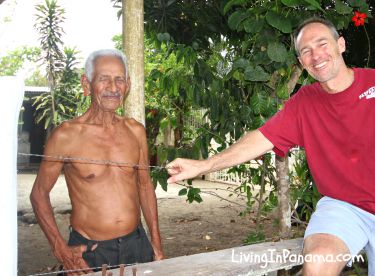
top-left (259, 68), bottom-right (375, 214)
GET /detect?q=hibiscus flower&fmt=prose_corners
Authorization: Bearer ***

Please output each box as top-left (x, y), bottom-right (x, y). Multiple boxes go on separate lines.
top-left (352, 11), bottom-right (367, 27)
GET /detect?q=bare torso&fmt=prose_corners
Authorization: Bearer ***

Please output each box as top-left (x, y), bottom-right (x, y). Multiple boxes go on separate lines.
top-left (61, 116), bottom-right (142, 240)
top-left (30, 55), bottom-right (164, 266)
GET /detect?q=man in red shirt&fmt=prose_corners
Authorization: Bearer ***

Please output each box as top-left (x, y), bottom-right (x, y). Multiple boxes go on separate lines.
top-left (167, 17), bottom-right (375, 275)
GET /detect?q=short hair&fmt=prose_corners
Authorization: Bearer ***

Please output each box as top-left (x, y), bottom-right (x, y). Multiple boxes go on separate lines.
top-left (293, 17), bottom-right (340, 56)
top-left (84, 49), bottom-right (129, 81)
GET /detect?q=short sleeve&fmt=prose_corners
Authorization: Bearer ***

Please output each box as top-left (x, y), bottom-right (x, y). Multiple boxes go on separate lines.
top-left (259, 94), bottom-right (303, 156)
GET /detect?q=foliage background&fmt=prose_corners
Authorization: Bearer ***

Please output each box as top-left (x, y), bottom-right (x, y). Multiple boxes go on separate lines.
top-left (2, 0), bottom-right (374, 242)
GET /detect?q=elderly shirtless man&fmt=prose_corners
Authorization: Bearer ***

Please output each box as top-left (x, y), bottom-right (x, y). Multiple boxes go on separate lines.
top-left (30, 49), bottom-right (164, 274)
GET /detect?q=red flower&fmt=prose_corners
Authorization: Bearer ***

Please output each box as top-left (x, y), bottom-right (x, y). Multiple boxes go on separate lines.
top-left (352, 11), bottom-right (367, 27)
top-left (150, 109), bottom-right (158, 116)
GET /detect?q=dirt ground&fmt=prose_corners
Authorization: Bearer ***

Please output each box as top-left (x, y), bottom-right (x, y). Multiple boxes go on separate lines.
top-left (18, 173), bottom-right (368, 276)
top-left (18, 173), bottom-right (290, 276)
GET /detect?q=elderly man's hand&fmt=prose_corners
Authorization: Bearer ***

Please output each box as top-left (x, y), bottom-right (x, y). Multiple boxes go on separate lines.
top-left (54, 240), bottom-right (97, 275)
top-left (153, 248), bottom-right (165, 261)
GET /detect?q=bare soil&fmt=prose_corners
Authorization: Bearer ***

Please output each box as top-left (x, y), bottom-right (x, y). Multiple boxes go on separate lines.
top-left (17, 173), bottom-right (368, 276)
top-left (18, 173), bottom-right (294, 276)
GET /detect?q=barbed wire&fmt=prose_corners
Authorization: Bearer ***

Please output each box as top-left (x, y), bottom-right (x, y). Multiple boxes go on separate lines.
top-left (18, 153), bottom-right (167, 170)
top-left (18, 152), bottom-right (162, 275)
top-left (27, 263), bottom-right (135, 276)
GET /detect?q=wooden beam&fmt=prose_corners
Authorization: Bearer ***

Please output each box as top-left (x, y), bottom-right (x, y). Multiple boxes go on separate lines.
top-left (89, 238), bottom-right (303, 275)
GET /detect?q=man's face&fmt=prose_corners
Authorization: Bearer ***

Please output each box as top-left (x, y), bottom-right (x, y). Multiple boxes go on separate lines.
top-left (87, 56), bottom-right (129, 111)
top-left (296, 23), bottom-right (346, 83)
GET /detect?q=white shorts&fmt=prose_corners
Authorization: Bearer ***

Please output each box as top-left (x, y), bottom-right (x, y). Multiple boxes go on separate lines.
top-left (304, 196), bottom-right (375, 273)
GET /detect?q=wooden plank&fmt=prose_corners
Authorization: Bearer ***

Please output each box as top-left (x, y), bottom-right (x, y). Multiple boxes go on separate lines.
top-left (89, 238), bottom-right (303, 276)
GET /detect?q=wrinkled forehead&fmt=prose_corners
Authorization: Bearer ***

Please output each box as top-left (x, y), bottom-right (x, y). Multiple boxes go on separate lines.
top-left (94, 56), bottom-right (127, 75)
top-left (296, 23), bottom-right (333, 49)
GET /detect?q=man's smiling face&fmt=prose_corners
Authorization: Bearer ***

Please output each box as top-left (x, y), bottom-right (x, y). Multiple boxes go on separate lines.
top-left (89, 56), bottom-right (129, 111)
top-left (296, 22), bottom-right (346, 83)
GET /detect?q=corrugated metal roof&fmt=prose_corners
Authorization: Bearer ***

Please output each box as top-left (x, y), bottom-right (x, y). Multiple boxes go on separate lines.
top-left (24, 86), bottom-right (50, 94)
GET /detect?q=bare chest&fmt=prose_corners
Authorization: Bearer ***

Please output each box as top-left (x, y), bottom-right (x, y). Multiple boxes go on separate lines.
top-left (64, 128), bottom-right (140, 182)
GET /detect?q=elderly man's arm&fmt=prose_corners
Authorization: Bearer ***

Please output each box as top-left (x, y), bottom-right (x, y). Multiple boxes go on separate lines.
top-left (135, 124), bottom-right (165, 260)
top-left (30, 126), bottom-right (94, 273)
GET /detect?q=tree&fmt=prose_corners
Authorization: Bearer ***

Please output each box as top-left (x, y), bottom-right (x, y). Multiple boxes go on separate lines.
top-left (33, 0), bottom-right (88, 129)
top-left (34, 0), bottom-right (65, 127)
top-left (0, 46), bottom-right (41, 77)
top-left (142, 0), bottom-right (373, 239)
top-left (33, 47), bottom-right (85, 129)
top-left (108, 0), bottom-right (375, 245)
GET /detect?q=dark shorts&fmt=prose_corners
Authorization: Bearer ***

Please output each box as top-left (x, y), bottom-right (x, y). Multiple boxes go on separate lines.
top-left (68, 225), bottom-right (154, 269)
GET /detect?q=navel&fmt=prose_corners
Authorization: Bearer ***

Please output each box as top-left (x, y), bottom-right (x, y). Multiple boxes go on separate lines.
top-left (86, 173), bottom-right (96, 180)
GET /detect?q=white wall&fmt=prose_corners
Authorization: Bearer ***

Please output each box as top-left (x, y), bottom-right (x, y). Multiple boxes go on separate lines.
top-left (0, 76), bottom-right (24, 275)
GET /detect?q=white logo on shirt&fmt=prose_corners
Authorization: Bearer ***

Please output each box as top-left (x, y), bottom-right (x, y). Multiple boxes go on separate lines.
top-left (359, 86), bottom-right (375, 100)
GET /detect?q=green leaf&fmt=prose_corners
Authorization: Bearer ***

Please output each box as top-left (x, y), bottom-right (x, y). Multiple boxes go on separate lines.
top-left (259, 94), bottom-right (270, 115)
top-left (335, 0), bottom-right (352, 15)
top-left (210, 96), bottom-right (219, 119)
top-left (243, 18), bottom-right (264, 33)
top-left (44, 116), bottom-right (51, 129)
top-left (159, 179), bottom-right (168, 191)
top-left (157, 147), bottom-right (168, 164)
top-left (167, 147), bottom-right (177, 162)
top-left (228, 10), bottom-right (250, 30)
top-left (160, 117), bottom-right (169, 131)
top-left (156, 33), bottom-right (171, 42)
top-left (187, 187), bottom-right (203, 203)
top-left (193, 85), bottom-right (201, 105)
top-left (252, 115), bottom-right (266, 128)
top-left (53, 111), bottom-right (58, 124)
top-left (281, 0), bottom-right (304, 7)
top-left (223, 0), bottom-right (247, 15)
top-left (178, 188), bottom-right (188, 196)
top-left (210, 79), bottom-right (222, 93)
top-left (348, 0), bottom-right (368, 9)
top-left (285, 51), bottom-right (297, 66)
top-left (172, 79), bottom-right (179, 96)
top-left (265, 11), bottom-right (292, 34)
top-left (239, 105), bottom-right (251, 120)
top-left (267, 42), bottom-right (288, 62)
top-left (233, 58), bottom-right (249, 69)
top-left (250, 92), bottom-right (261, 114)
top-left (200, 136), bottom-right (209, 159)
top-left (276, 84), bottom-right (290, 100)
top-left (302, 0), bottom-right (324, 12)
top-left (58, 103), bottom-right (65, 113)
top-left (192, 41), bottom-right (199, 50)
top-left (244, 66), bottom-right (270, 82)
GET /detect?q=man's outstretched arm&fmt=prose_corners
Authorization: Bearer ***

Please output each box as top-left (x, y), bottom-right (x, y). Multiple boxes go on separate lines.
top-left (167, 129), bottom-right (274, 183)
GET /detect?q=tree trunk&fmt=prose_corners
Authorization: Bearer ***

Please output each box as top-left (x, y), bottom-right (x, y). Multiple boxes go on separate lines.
top-left (174, 111), bottom-right (184, 147)
top-left (276, 155), bottom-right (291, 276)
top-left (276, 155), bottom-right (291, 238)
top-left (276, 64), bottom-right (303, 236)
top-left (122, 0), bottom-right (145, 125)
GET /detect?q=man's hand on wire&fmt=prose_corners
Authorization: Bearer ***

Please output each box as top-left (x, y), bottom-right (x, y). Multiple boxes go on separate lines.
top-left (166, 158), bottom-right (207, 184)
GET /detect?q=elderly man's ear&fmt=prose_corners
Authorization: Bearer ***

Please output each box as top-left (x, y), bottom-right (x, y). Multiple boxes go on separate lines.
top-left (81, 75), bottom-right (91, 96)
top-left (125, 75), bottom-right (131, 93)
